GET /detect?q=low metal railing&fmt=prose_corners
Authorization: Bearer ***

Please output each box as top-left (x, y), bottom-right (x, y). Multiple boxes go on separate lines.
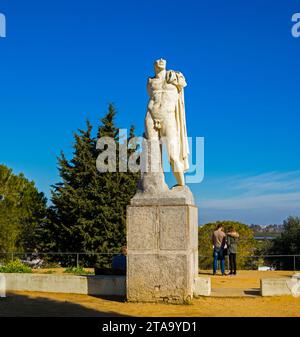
top-left (0, 252), bottom-right (121, 268)
top-left (198, 254), bottom-right (300, 271)
top-left (0, 252), bottom-right (299, 270)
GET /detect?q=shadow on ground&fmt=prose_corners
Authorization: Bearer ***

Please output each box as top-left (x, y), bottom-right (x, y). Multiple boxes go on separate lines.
top-left (198, 271), bottom-right (213, 276)
top-left (0, 292), bottom-right (129, 317)
top-left (88, 295), bottom-right (126, 303)
top-left (244, 289), bottom-right (261, 296)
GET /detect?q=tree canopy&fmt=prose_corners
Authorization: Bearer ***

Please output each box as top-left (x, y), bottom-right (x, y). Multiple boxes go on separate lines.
top-left (0, 164), bottom-right (47, 254)
top-left (43, 104), bottom-right (140, 267)
top-left (268, 216), bottom-right (300, 269)
top-left (198, 220), bottom-right (255, 270)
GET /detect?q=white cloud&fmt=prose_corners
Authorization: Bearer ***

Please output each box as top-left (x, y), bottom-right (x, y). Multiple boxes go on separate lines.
top-left (197, 171), bottom-right (300, 224)
top-left (202, 192), bottom-right (300, 210)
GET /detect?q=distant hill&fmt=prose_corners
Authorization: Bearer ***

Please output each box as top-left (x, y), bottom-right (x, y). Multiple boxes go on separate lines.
top-left (249, 224), bottom-right (283, 234)
top-left (250, 224), bottom-right (283, 240)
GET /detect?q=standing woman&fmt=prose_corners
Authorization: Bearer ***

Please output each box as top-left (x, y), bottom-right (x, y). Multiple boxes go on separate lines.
top-left (227, 227), bottom-right (239, 275)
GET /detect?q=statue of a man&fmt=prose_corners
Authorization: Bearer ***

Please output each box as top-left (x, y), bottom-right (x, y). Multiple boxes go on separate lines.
top-left (145, 58), bottom-right (189, 186)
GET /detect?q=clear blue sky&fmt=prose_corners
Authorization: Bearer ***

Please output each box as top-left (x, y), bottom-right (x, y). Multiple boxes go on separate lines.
top-left (1, 0), bottom-right (300, 225)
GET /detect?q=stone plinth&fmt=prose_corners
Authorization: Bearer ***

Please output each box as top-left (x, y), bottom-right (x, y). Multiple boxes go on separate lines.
top-left (261, 278), bottom-right (299, 297)
top-left (1, 273), bottom-right (126, 296)
top-left (126, 186), bottom-right (198, 304)
top-left (194, 277), bottom-right (211, 297)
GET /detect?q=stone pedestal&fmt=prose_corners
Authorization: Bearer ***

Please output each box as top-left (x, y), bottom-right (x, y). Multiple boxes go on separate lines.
top-left (126, 186), bottom-right (198, 304)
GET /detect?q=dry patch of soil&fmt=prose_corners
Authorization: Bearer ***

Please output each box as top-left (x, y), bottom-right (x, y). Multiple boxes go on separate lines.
top-left (199, 270), bottom-right (295, 289)
top-left (0, 291), bottom-right (300, 317)
top-left (1, 270), bottom-right (298, 317)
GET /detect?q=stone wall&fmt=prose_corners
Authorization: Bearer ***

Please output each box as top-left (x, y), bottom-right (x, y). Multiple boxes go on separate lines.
top-left (0, 273), bottom-right (126, 296)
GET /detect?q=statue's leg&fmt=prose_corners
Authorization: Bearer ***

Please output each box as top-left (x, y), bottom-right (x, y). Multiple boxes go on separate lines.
top-left (140, 111), bottom-right (168, 192)
top-left (164, 119), bottom-right (185, 186)
top-left (145, 111), bottom-right (158, 140)
top-left (145, 111), bottom-right (161, 173)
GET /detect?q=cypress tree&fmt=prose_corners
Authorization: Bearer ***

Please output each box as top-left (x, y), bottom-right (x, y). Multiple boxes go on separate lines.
top-left (45, 104), bottom-right (139, 267)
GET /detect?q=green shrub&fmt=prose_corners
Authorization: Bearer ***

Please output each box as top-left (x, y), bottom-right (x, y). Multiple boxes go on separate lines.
top-left (0, 259), bottom-right (32, 273)
top-left (63, 266), bottom-right (94, 275)
top-left (198, 220), bottom-right (256, 270)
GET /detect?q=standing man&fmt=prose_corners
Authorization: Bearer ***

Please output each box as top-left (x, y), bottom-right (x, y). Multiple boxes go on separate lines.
top-left (227, 227), bottom-right (239, 275)
top-left (212, 224), bottom-right (226, 276)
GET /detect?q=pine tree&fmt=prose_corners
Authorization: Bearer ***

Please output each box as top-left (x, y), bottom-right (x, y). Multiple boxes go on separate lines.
top-left (45, 104), bottom-right (139, 267)
top-left (0, 165), bottom-right (47, 253)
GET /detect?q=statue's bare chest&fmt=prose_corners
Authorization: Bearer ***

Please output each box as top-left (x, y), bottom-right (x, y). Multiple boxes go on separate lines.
top-left (148, 77), bottom-right (174, 92)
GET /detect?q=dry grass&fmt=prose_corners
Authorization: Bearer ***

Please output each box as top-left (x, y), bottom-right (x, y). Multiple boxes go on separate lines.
top-left (0, 270), bottom-right (299, 317)
top-left (1, 291), bottom-right (300, 317)
top-left (200, 270), bottom-right (295, 289)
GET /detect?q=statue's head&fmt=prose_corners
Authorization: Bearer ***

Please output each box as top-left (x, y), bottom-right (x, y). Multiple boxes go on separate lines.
top-left (154, 58), bottom-right (166, 73)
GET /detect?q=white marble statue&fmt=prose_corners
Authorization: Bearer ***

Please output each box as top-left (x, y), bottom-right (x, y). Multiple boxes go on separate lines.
top-left (128, 60), bottom-right (197, 304)
top-left (145, 58), bottom-right (189, 187)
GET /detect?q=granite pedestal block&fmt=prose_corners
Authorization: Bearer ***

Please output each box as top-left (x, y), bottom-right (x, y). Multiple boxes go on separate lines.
top-left (126, 187), bottom-right (198, 304)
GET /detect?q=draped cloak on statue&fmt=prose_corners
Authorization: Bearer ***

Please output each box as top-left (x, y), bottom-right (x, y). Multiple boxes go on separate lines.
top-left (166, 70), bottom-right (189, 172)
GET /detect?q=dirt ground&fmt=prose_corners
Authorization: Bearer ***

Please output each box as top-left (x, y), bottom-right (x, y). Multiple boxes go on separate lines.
top-left (202, 270), bottom-right (295, 289)
top-left (0, 270), bottom-right (299, 317)
top-left (1, 291), bottom-right (300, 317)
